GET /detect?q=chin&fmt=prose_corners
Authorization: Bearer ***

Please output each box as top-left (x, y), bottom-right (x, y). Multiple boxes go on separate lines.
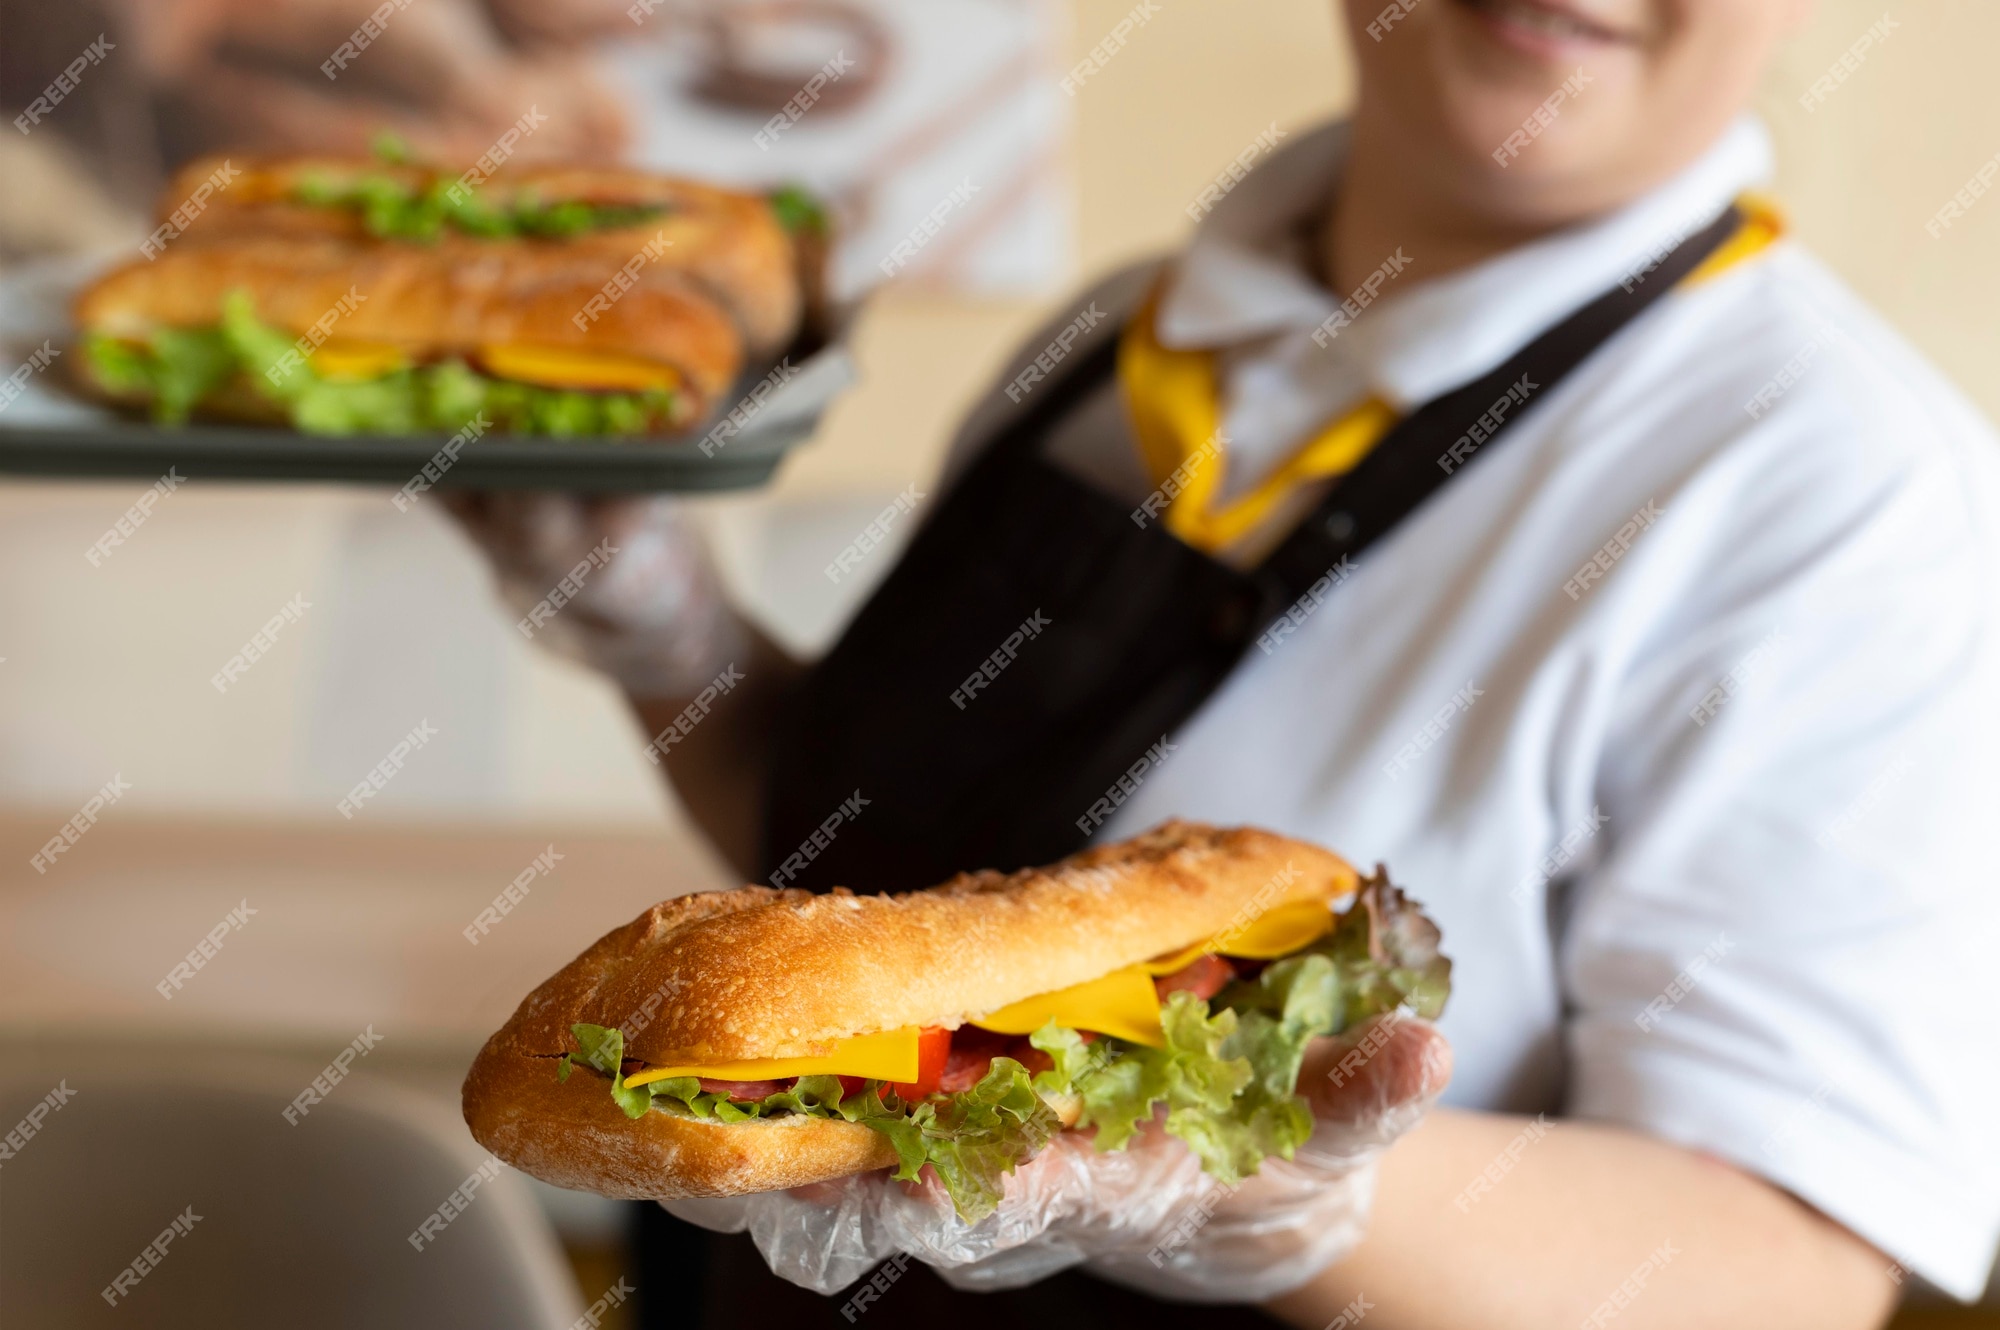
top-left (1350, 0), bottom-right (1657, 219)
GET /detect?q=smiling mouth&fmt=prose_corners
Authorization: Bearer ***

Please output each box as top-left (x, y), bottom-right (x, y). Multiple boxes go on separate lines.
top-left (1451, 0), bottom-right (1642, 48)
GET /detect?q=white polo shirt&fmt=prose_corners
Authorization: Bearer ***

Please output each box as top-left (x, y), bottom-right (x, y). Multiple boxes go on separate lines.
top-left (944, 118), bottom-right (2000, 1297)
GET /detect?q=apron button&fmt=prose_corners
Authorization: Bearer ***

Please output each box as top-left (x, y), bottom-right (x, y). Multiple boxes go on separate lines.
top-left (1323, 510), bottom-right (1356, 542)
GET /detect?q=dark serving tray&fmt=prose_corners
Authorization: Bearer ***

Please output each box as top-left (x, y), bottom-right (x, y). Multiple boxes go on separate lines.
top-left (0, 255), bottom-right (853, 493)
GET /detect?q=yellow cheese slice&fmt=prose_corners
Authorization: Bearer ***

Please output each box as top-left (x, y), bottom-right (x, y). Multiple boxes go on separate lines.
top-left (478, 344), bottom-right (681, 393)
top-left (620, 1026), bottom-right (919, 1087)
top-left (1139, 898), bottom-right (1335, 974)
top-left (309, 340), bottom-right (409, 381)
top-left (973, 967), bottom-right (1166, 1048)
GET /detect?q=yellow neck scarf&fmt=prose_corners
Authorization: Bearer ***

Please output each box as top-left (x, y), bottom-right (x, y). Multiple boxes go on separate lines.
top-left (1120, 195), bottom-right (1786, 555)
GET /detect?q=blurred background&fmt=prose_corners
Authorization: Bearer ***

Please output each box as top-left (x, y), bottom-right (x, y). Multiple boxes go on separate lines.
top-left (0, 0), bottom-right (1995, 1324)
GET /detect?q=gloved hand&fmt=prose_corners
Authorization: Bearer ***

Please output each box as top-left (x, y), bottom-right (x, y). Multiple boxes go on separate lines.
top-left (444, 492), bottom-right (747, 699)
top-left (665, 1012), bottom-right (1451, 1302)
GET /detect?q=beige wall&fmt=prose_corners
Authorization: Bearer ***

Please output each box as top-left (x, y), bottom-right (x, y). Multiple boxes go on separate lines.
top-left (784, 0), bottom-right (2000, 499)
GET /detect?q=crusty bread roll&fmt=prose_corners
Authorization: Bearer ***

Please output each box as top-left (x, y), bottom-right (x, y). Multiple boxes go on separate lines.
top-left (156, 154), bottom-right (803, 356)
top-left (75, 231), bottom-right (743, 424)
top-left (463, 821), bottom-right (1357, 1199)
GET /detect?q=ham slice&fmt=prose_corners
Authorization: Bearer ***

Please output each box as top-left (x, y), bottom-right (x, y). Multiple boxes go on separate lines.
top-left (697, 1077), bottom-right (785, 1100)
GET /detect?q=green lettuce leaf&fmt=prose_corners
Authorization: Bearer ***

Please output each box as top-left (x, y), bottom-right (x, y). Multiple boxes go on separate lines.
top-left (292, 172), bottom-right (664, 242)
top-left (89, 295), bottom-right (679, 437)
top-left (768, 184), bottom-right (829, 236)
top-left (85, 328), bottom-right (234, 425)
top-left (847, 1057), bottom-right (1061, 1222)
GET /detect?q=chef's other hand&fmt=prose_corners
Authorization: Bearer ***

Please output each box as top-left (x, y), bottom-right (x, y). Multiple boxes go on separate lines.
top-left (444, 492), bottom-right (746, 700)
top-left (664, 1013), bottom-right (1452, 1301)
top-left (122, 0), bottom-right (628, 164)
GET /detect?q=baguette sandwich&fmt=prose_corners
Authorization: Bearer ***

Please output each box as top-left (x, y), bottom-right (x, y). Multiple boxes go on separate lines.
top-left (463, 820), bottom-right (1450, 1220)
top-left (74, 153), bottom-right (821, 438)
top-left (148, 154), bottom-right (812, 357)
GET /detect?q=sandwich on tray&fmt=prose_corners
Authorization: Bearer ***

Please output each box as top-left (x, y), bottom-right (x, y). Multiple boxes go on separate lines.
top-left (72, 141), bottom-right (827, 439)
top-left (463, 820), bottom-right (1451, 1220)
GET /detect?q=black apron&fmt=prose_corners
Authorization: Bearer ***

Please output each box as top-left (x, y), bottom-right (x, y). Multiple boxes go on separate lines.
top-left (652, 205), bottom-right (1743, 1330)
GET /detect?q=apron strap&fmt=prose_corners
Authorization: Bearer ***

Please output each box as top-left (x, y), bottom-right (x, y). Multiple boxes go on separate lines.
top-left (1255, 204), bottom-right (1745, 608)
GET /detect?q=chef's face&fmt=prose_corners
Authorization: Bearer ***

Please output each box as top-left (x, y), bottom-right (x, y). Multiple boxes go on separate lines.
top-left (1341, 0), bottom-right (1814, 223)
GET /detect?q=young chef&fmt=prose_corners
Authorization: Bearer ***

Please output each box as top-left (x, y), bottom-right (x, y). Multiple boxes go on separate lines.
top-left (453, 0), bottom-right (2000, 1324)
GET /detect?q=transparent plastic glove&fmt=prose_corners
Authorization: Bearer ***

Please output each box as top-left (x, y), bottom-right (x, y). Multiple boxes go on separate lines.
top-left (666, 1014), bottom-right (1451, 1302)
top-left (444, 492), bottom-right (745, 699)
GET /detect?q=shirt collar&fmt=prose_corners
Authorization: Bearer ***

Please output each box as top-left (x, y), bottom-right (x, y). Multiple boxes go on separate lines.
top-left (1156, 116), bottom-right (1776, 412)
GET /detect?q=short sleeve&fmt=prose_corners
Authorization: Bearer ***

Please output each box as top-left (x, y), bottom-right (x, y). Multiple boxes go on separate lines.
top-left (1559, 412), bottom-right (2000, 1298)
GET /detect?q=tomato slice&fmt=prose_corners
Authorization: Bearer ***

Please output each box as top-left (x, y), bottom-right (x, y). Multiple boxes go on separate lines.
top-left (887, 1026), bottom-right (952, 1101)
